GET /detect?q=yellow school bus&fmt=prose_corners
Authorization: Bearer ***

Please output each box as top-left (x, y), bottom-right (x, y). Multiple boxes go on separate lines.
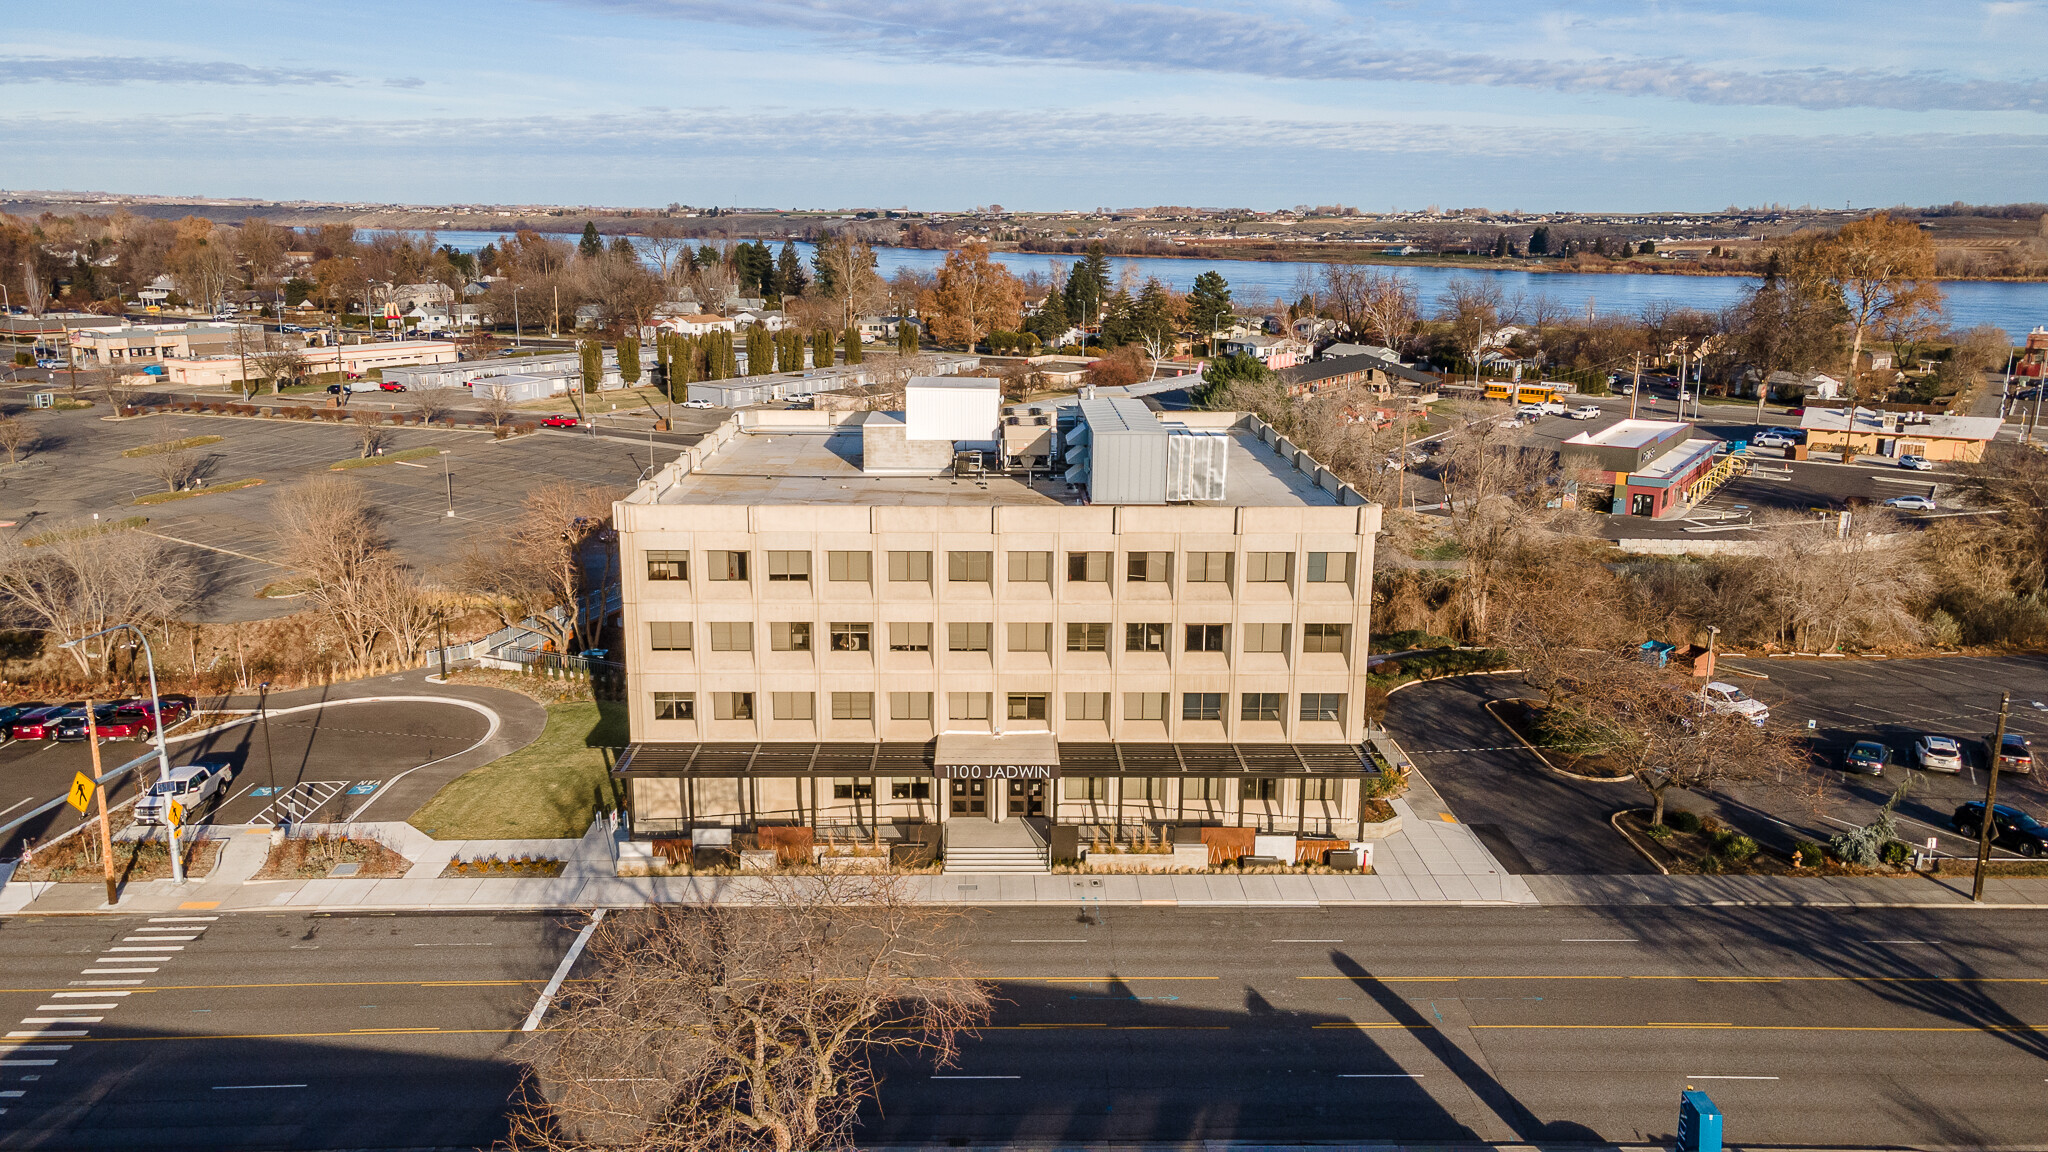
top-left (1483, 382), bottom-right (1564, 405)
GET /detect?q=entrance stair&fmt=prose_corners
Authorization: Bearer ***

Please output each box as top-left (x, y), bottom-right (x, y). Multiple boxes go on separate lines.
top-left (942, 818), bottom-right (1048, 874)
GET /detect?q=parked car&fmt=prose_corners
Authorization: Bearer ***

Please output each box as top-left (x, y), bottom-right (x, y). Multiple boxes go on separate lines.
top-left (98, 704), bottom-right (165, 740)
top-left (133, 759), bottom-right (233, 826)
top-left (683, 399), bottom-right (714, 409)
top-left (1844, 740), bottom-right (1892, 775)
top-left (1516, 404), bottom-right (1548, 420)
top-left (9, 704), bottom-right (78, 741)
top-left (54, 704), bottom-right (124, 742)
top-left (1950, 802), bottom-right (2048, 857)
top-left (36, 358), bottom-right (66, 369)
top-left (1753, 429), bottom-right (1800, 448)
top-left (1885, 494), bottom-right (1937, 511)
top-left (278, 324), bottom-right (302, 333)
top-left (1699, 681), bottom-right (1769, 725)
top-left (378, 381), bottom-right (407, 392)
top-left (540, 414), bottom-right (582, 428)
top-left (1993, 732), bottom-right (2033, 775)
top-left (1913, 733), bottom-right (1965, 773)
top-left (1618, 382), bottom-right (1636, 394)
top-left (1898, 455), bottom-right (1934, 471)
top-left (1569, 405), bottom-right (1602, 420)
top-left (0, 703), bottom-right (44, 733)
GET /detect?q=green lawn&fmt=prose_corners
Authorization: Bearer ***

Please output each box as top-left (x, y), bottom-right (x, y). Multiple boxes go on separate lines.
top-left (408, 701), bottom-right (627, 841)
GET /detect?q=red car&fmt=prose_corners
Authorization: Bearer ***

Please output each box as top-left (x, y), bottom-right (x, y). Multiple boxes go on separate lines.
top-left (10, 705), bottom-right (77, 741)
top-left (379, 381), bottom-right (407, 392)
top-left (98, 706), bottom-right (161, 740)
top-left (540, 415), bottom-right (582, 428)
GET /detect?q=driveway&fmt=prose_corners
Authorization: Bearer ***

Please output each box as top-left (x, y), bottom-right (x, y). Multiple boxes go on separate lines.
top-left (1382, 674), bottom-right (1653, 875)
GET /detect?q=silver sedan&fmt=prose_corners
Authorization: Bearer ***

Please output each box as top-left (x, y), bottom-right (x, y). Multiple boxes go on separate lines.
top-left (1914, 733), bottom-right (1964, 773)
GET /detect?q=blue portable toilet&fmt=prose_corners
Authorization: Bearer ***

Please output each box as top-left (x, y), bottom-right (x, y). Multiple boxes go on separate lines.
top-left (1678, 1088), bottom-right (1722, 1152)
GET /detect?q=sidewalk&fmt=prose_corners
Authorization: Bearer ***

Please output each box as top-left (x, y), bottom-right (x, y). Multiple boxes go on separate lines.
top-left (1528, 871), bottom-right (2048, 908)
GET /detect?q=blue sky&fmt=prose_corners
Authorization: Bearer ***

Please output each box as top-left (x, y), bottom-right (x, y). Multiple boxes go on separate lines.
top-left (3, 0), bottom-right (2043, 211)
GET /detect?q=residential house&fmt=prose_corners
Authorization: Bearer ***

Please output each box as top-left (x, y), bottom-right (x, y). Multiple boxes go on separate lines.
top-left (660, 314), bottom-right (739, 337)
top-left (1220, 334), bottom-right (1308, 370)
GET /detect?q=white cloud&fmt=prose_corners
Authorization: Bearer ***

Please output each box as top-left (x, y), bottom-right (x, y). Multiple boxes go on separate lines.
top-left (0, 55), bottom-right (392, 88)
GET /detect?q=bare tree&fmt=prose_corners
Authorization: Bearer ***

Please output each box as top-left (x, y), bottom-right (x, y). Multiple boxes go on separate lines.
top-left (353, 412), bottom-right (391, 458)
top-left (272, 475), bottom-right (393, 664)
top-left (506, 877), bottom-right (991, 1152)
top-left (475, 384), bottom-right (516, 431)
top-left (1436, 400), bottom-right (1560, 639)
top-left (141, 430), bottom-right (206, 493)
top-left (1437, 278), bottom-right (1505, 378)
top-left (410, 386), bottom-right (460, 423)
top-left (0, 527), bottom-right (192, 674)
top-left (456, 482), bottom-right (615, 654)
top-left (0, 417), bottom-right (39, 466)
top-left (1356, 269), bottom-right (1419, 352)
top-left (364, 564), bottom-right (438, 663)
top-left (250, 345), bottom-right (308, 395)
top-left (19, 259), bottom-right (48, 318)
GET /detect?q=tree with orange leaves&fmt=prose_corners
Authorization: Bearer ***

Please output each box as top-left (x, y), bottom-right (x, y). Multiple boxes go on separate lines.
top-left (920, 243), bottom-right (1024, 352)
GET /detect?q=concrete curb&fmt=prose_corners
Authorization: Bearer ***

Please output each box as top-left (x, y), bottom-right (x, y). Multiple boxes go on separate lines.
top-left (1481, 697), bottom-right (1634, 784)
top-left (1608, 809), bottom-right (1673, 876)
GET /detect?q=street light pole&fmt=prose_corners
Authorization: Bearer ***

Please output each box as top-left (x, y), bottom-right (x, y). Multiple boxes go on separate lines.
top-left (1973, 692), bottom-right (2011, 902)
top-left (513, 286), bottom-right (523, 349)
top-left (258, 681), bottom-right (277, 800)
top-left (60, 623), bottom-right (179, 879)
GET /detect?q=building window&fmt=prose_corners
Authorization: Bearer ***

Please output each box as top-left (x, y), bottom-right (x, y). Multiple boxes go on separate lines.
top-left (1303, 777), bottom-right (1338, 801)
top-left (1240, 692), bottom-right (1284, 722)
top-left (891, 778), bottom-right (932, 799)
top-left (1185, 624), bottom-right (1227, 652)
top-left (1126, 622), bottom-right (1167, 652)
top-left (829, 622), bottom-right (872, 652)
top-left (1125, 692), bottom-right (1167, 721)
top-left (1126, 551), bottom-right (1169, 582)
top-left (947, 622), bottom-right (991, 652)
top-left (1306, 552), bottom-right (1353, 583)
top-left (1185, 551), bottom-right (1230, 582)
top-left (1006, 693), bottom-right (1048, 721)
top-left (649, 622), bottom-right (692, 651)
top-left (1065, 692), bottom-right (1108, 721)
top-left (889, 622), bottom-right (931, 652)
top-left (1182, 692), bottom-right (1223, 721)
top-left (708, 622), bottom-right (752, 651)
top-left (706, 550), bottom-right (748, 581)
top-left (772, 692), bottom-right (814, 720)
top-left (1303, 623), bottom-right (1349, 653)
top-left (652, 692), bottom-right (694, 720)
top-left (828, 551), bottom-right (871, 581)
top-left (1184, 776), bottom-right (1222, 801)
top-left (890, 692), bottom-right (932, 720)
top-left (713, 691), bottom-right (754, 720)
top-left (831, 692), bottom-right (874, 720)
top-left (948, 692), bottom-right (990, 721)
top-left (1007, 622), bottom-right (1050, 652)
top-left (1008, 550), bottom-right (1051, 582)
top-left (765, 551), bottom-right (811, 582)
top-left (887, 551), bottom-right (931, 582)
top-left (1241, 777), bottom-right (1280, 801)
top-left (1300, 693), bottom-right (1344, 722)
top-left (1244, 552), bottom-right (1291, 583)
top-left (770, 622), bottom-right (812, 652)
top-left (1127, 776), bottom-right (1172, 801)
top-left (1243, 623), bottom-right (1287, 653)
top-left (1066, 622), bottom-right (1107, 652)
top-left (1064, 776), bottom-right (1108, 801)
top-left (1066, 551), bottom-right (1110, 582)
top-left (832, 779), bottom-right (875, 800)
top-left (948, 551), bottom-right (992, 582)
top-left (645, 550), bottom-right (688, 581)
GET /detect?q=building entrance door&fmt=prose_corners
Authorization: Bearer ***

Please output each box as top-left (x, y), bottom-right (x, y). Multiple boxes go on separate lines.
top-left (949, 779), bottom-right (987, 817)
top-left (1008, 779), bottom-right (1046, 818)
top-left (1630, 492), bottom-right (1655, 516)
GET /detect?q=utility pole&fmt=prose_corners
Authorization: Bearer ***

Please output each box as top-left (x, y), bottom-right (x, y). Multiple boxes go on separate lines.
top-left (1629, 352), bottom-right (1642, 419)
top-left (85, 698), bottom-right (118, 906)
top-left (1973, 691), bottom-right (2011, 902)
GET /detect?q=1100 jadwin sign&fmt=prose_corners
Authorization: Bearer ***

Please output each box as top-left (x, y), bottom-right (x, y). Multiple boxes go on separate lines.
top-left (937, 763), bottom-right (1058, 780)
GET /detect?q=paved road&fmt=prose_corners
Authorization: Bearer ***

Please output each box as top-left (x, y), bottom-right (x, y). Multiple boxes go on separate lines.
top-left (2, 670), bottom-right (545, 862)
top-left (1384, 675), bottom-right (1652, 875)
top-left (6, 904), bottom-right (2048, 1149)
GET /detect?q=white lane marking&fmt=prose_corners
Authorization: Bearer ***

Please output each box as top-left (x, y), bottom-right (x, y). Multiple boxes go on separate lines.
top-left (123, 935), bottom-right (197, 942)
top-left (1865, 940), bottom-right (1942, 945)
top-left (1009, 939), bottom-right (1089, 943)
top-left (147, 916), bottom-right (218, 922)
top-left (69, 981), bottom-right (143, 986)
top-left (81, 968), bottom-right (157, 974)
top-left (1563, 938), bottom-right (1638, 943)
top-left (1688, 1075), bottom-right (1780, 1080)
top-left (931, 1075), bottom-right (1021, 1080)
top-left (104, 946), bottom-right (181, 952)
top-left (0, 1061), bottom-right (56, 1067)
top-left (36, 1004), bottom-right (116, 1011)
top-left (523, 910), bottom-right (607, 1033)
top-left (1341, 1073), bottom-right (1424, 1078)
top-left (18, 1017), bottom-right (102, 1024)
top-left (49, 991), bottom-right (131, 998)
top-left (6, 1031), bottom-right (87, 1038)
top-left (0, 1046), bottom-right (70, 1053)
top-left (0, 797), bottom-right (32, 818)
top-left (1274, 939), bottom-right (1345, 943)
top-left (0, 1091), bottom-right (22, 1097)
top-left (413, 942), bottom-right (494, 947)
top-left (211, 1084), bottom-right (307, 1091)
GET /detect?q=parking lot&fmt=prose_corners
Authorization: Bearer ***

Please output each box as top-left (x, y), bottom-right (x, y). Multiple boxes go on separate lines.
top-left (0, 398), bottom-right (661, 620)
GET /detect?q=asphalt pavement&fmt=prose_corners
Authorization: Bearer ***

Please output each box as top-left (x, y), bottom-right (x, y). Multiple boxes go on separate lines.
top-left (8, 904), bottom-right (2048, 1149)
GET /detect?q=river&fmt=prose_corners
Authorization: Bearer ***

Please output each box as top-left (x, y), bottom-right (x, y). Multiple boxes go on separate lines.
top-left (377, 229), bottom-right (2048, 343)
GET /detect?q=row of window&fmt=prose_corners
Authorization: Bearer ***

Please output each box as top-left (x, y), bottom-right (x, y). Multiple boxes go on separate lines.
top-left (650, 620), bottom-right (1351, 655)
top-left (647, 549), bottom-right (1355, 586)
top-left (651, 690), bottom-right (1347, 723)
top-left (813, 777), bottom-right (1338, 802)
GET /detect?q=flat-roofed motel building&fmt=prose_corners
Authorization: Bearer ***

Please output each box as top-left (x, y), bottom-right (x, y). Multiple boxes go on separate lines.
top-left (613, 378), bottom-right (1384, 861)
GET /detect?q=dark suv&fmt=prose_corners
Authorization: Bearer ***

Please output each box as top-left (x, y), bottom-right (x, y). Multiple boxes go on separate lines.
top-left (1993, 733), bottom-right (2033, 775)
top-left (1952, 802), bottom-right (2048, 857)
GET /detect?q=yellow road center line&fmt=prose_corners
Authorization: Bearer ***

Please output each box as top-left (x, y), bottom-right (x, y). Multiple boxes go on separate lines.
top-left (1473, 1024), bottom-right (2048, 1033)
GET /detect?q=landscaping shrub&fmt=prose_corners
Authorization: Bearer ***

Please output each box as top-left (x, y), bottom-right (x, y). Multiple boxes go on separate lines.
top-left (1373, 630), bottom-right (1455, 651)
top-left (1792, 839), bottom-right (1827, 867)
top-left (1717, 832), bottom-right (1759, 861)
top-left (1881, 840), bottom-right (1911, 867)
top-left (1666, 810), bottom-right (1703, 833)
top-left (1646, 823), bottom-right (1674, 841)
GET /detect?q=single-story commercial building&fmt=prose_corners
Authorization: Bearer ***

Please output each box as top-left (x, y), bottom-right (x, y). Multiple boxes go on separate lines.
top-left (163, 339), bottom-right (459, 388)
top-left (71, 322), bottom-right (261, 367)
top-left (1798, 406), bottom-right (2001, 464)
top-left (686, 353), bottom-right (980, 408)
top-left (1562, 419), bottom-right (1728, 517)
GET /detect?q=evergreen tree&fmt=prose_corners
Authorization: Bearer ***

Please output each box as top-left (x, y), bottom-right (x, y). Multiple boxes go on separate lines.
top-left (1097, 288), bottom-right (1137, 348)
top-left (578, 338), bottom-right (603, 393)
top-left (617, 334), bottom-right (641, 385)
top-left (1064, 242), bottom-right (1111, 327)
top-left (842, 325), bottom-right (862, 365)
top-left (579, 222), bottom-right (603, 260)
top-left (745, 323), bottom-right (768, 376)
top-left (1131, 277), bottom-right (1177, 349)
top-left (1184, 270), bottom-right (1231, 339)
top-left (695, 244), bottom-right (720, 271)
top-left (677, 335), bottom-right (698, 386)
top-left (777, 242), bottom-right (809, 297)
top-left (813, 328), bottom-right (835, 368)
top-left (1528, 226), bottom-right (1551, 256)
top-left (610, 236), bottom-right (637, 263)
top-left (1026, 288), bottom-right (1069, 345)
top-left (1492, 233), bottom-right (1509, 257)
top-left (721, 331), bottom-right (739, 379)
top-left (898, 318), bottom-right (918, 354)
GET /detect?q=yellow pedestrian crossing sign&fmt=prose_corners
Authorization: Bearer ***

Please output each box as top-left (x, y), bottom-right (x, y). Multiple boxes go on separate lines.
top-left (166, 800), bottom-right (186, 829)
top-left (67, 773), bottom-right (95, 814)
